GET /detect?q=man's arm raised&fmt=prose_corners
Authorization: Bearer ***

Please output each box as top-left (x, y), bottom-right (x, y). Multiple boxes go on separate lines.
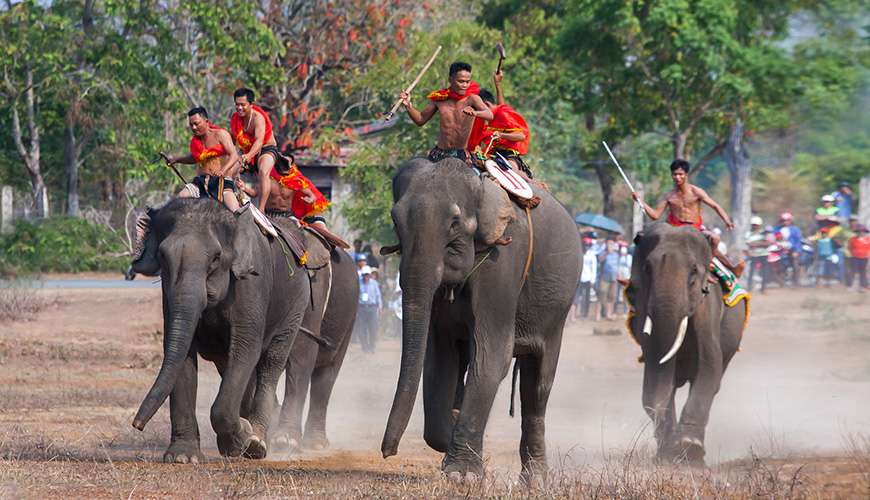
top-left (696, 186), bottom-right (735, 230)
top-left (493, 71), bottom-right (506, 106)
top-left (401, 91), bottom-right (437, 126)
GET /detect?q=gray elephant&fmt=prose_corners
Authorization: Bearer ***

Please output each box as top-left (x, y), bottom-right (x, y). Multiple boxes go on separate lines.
top-left (271, 247), bottom-right (359, 453)
top-left (626, 222), bottom-right (748, 464)
top-left (381, 158), bottom-right (581, 480)
top-left (130, 199), bottom-right (310, 463)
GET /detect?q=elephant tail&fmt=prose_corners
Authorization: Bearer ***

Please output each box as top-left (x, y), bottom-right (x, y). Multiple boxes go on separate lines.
top-left (508, 358), bottom-right (520, 417)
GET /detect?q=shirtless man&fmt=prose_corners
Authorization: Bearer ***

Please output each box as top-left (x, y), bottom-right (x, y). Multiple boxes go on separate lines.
top-left (230, 87), bottom-right (293, 212)
top-left (128, 107), bottom-right (240, 276)
top-left (399, 61), bottom-right (493, 164)
top-left (632, 159), bottom-right (745, 277)
top-left (163, 107), bottom-right (241, 211)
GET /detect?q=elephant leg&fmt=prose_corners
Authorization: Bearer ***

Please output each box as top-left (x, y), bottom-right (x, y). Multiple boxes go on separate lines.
top-left (642, 361), bottom-right (678, 461)
top-left (442, 319), bottom-right (513, 477)
top-left (303, 355), bottom-right (344, 449)
top-left (676, 347), bottom-right (723, 464)
top-left (211, 325), bottom-right (264, 458)
top-left (423, 322), bottom-right (462, 453)
top-left (244, 329), bottom-right (297, 459)
top-left (164, 342), bottom-right (202, 464)
top-left (518, 334), bottom-right (561, 483)
top-left (275, 337), bottom-right (317, 453)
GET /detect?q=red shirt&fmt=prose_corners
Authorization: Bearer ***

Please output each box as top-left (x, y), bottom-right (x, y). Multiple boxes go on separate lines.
top-left (849, 235), bottom-right (870, 259)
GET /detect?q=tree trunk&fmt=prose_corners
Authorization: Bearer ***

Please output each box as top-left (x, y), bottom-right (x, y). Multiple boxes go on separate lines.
top-left (593, 162), bottom-right (615, 217)
top-left (632, 181), bottom-right (645, 238)
top-left (672, 132), bottom-right (687, 160)
top-left (724, 118), bottom-right (752, 253)
top-left (860, 176), bottom-right (870, 229)
top-left (64, 118), bottom-right (80, 217)
top-left (9, 67), bottom-right (49, 218)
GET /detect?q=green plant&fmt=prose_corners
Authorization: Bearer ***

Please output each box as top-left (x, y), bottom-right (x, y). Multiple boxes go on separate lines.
top-left (0, 217), bottom-right (129, 274)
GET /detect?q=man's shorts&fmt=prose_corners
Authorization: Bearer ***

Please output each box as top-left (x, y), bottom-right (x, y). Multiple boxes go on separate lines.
top-left (244, 145), bottom-right (292, 173)
top-left (265, 208), bottom-right (326, 226)
top-left (428, 147), bottom-right (472, 166)
top-left (185, 175), bottom-right (236, 201)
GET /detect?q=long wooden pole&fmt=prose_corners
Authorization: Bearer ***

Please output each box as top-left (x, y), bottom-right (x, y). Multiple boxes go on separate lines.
top-left (383, 45), bottom-right (442, 121)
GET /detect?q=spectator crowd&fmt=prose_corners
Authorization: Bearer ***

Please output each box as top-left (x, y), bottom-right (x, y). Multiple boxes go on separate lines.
top-left (571, 182), bottom-right (869, 323)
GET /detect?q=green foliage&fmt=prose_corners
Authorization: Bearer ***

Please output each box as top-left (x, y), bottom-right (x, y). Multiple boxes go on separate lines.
top-left (0, 217), bottom-right (128, 274)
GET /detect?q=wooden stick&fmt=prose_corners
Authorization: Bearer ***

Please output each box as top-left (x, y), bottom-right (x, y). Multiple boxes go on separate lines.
top-left (384, 45), bottom-right (442, 121)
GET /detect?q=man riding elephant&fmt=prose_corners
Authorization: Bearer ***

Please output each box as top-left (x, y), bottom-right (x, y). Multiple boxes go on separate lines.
top-left (399, 61), bottom-right (493, 165)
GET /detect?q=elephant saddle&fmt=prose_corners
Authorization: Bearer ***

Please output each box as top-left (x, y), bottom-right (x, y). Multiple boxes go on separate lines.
top-left (264, 213), bottom-right (333, 270)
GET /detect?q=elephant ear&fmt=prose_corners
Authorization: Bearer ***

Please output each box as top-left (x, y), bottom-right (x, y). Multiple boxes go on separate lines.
top-left (475, 176), bottom-right (514, 245)
top-left (231, 204), bottom-right (262, 280)
top-left (131, 207), bottom-right (161, 276)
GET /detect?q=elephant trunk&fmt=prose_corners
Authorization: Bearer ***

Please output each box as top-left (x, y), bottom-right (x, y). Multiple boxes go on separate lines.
top-left (132, 280), bottom-right (206, 430)
top-left (381, 268), bottom-right (439, 458)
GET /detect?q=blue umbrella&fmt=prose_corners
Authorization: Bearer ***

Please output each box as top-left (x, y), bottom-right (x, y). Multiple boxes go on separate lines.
top-left (574, 213), bottom-right (624, 234)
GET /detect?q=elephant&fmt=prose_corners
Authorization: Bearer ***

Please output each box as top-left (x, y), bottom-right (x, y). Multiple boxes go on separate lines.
top-left (625, 222), bottom-right (748, 465)
top-left (381, 158), bottom-right (581, 480)
top-left (130, 198), bottom-right (311, 463)
top-left (271, 247), bottom-right (359, 453)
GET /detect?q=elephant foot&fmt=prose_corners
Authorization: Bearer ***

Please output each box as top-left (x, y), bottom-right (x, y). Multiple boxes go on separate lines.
top-left (519, 464), bottom-right (548, 490)
top-left (676, 436), bottom-right (706, 466)
top-left (270, 433), bottom-right (301, 455)
top-left (163, 439), bottom-right (203, 464)
top-left (217, 417), bottom-right (265, 459)
top-left (442, 454), bottom-right (484, 483)
top-left (302, 432), bottom-right (329, 451)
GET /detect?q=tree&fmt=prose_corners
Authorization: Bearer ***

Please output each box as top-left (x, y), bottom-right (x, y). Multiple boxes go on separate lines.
top-left (0, 1), bottom-right (74, 217)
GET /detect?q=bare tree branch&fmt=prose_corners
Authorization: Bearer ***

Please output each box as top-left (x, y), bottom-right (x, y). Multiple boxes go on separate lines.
top-left (690, 139), bottom-right (727, 176)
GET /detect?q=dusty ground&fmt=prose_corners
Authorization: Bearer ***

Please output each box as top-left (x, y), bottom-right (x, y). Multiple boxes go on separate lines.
top-left (0, 279), bottom-right (868, 498)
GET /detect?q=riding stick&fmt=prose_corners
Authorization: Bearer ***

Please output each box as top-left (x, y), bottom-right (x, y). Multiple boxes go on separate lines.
top-left (159, 152), bottom-right (189, 185)
top-left (602, 141), bottom-right (645, 212)
top-left (383, 45), bottom-right (442, 121)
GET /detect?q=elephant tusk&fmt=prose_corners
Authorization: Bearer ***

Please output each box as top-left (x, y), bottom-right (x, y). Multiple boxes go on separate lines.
top-left (643, 316), bottom-right (653, 336)
top-left (659, 316), bottom-right (688, 364)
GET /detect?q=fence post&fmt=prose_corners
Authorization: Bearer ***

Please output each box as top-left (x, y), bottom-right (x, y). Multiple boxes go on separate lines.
top-left (1, 186), bottom-right (12, 235)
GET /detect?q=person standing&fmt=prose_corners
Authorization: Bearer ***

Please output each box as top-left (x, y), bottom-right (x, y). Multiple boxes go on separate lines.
top-left (599, 239), bottom-right (619, 320)
top-left (579, 237), bottom-right (598, 320)
top-left (848, 225), bottom-right (870, 291)
top-left (833, 182), bottom-right (853, 222)
top-left (744, 216), bottom-right (771, 293)
top-left (776, 212), bottom-right (803, 286)
top-left (357, 266), bottom-right (382, 353)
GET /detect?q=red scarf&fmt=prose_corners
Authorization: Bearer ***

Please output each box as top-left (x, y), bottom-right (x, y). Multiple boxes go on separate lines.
top-left (427, 81), bottom-right (480, 101)
top-left (467, 104), bottom-right (530, 155)
top-left (230, 105), bottom-right (273, 154)
top-left (269, 165), bottom-right (330, 219)
top-left (189, 124), bottom-right (228, 163)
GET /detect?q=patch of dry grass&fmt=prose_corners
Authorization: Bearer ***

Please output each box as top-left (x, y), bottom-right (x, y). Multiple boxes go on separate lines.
top-left (0, 283), bottom-right (56, 322)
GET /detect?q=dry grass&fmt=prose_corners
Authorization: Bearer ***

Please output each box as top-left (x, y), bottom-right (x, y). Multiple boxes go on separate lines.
top-left (0, 433), bottom-right (868, 499)
top-left (0, 282), bottom-right (57, 322)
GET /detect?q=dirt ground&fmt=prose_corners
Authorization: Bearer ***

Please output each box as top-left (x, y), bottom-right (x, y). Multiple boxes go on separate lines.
top-left (0, 278), bottom-right (868, 498)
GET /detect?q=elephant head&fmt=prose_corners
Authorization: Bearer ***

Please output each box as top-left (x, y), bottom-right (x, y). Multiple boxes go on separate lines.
top-left (381, 158), bottom-right (513, 457)
top-left (628, 223), bottom-right (710, 364)
top-left (132, 199), bottom-right (263, 430)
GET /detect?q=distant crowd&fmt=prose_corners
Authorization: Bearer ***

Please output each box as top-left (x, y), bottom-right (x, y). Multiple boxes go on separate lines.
top-left (571, 182), bottom-right (869, 323)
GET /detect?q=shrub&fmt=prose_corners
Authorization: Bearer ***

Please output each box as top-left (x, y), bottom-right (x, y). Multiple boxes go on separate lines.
top-left (0, 217), bottom-right (129, 274)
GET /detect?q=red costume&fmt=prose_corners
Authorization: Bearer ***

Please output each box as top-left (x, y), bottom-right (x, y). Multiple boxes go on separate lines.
top-left (189, 124), bottom-right (228, 165)
top-left (230, 105), bottom-right (273, 154)
top-left (667, 210), bottom-right (704, 229)
top-left (467, 104), bottom-right (530, 155)
top-left (427, 81), bottom-right (480, 101)
top-left (269, 164), bottom-right (330, 219)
